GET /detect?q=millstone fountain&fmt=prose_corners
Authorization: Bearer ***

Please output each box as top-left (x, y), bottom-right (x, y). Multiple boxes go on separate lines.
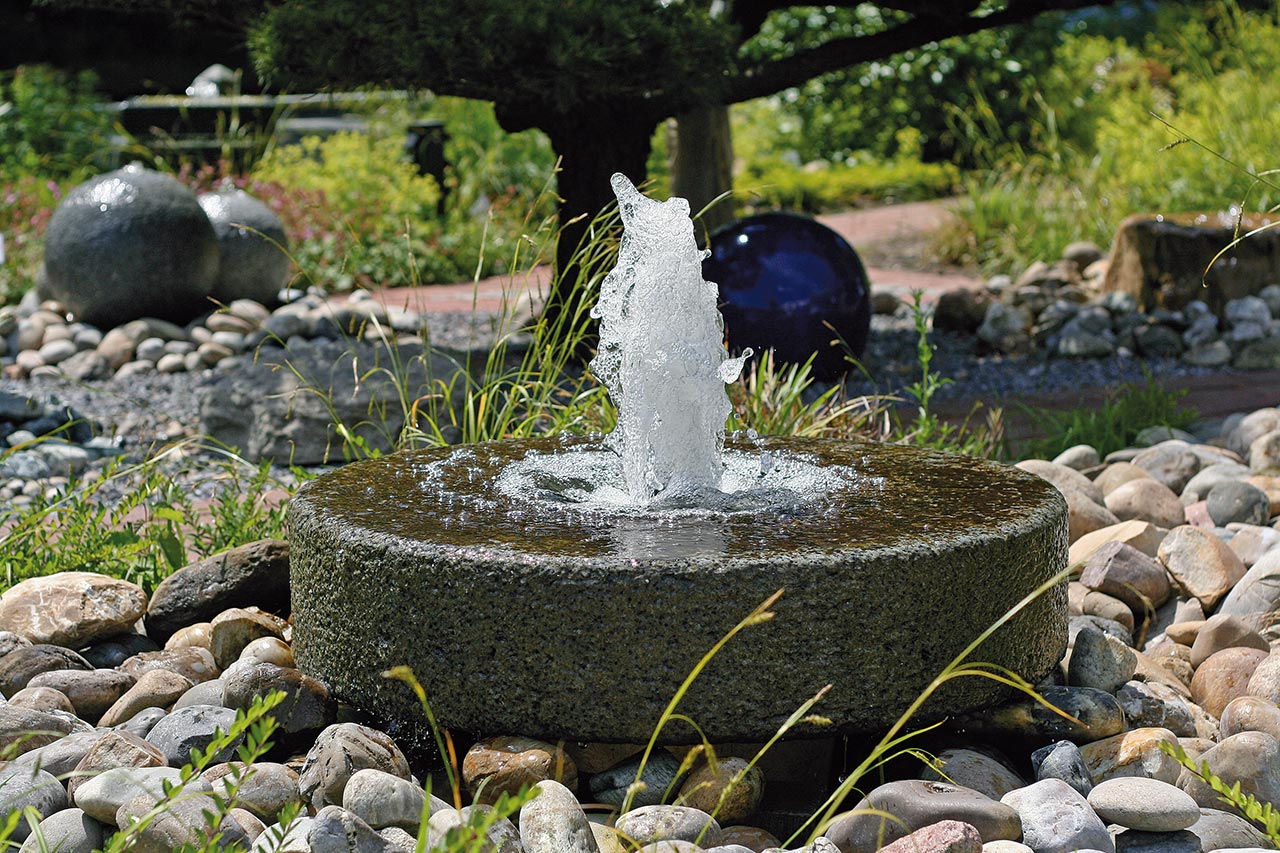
top-left (289, 176), bottom-right (1068, 747)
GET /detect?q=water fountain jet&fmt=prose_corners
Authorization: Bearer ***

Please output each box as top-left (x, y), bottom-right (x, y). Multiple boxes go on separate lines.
top-left (288, 178), bottom-right (1068, 747)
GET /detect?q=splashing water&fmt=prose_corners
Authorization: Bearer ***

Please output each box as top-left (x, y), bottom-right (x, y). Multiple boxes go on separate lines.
top-left (589, 174), bottom-right (751, 505)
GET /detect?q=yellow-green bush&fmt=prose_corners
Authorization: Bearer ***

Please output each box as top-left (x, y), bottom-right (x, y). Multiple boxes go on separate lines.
top-left (256, 132), bottom-right (441, 225)
top-left (741, 154), bottom-right (960, 214)
top-left (941, 1), bottom-right (1280, 273)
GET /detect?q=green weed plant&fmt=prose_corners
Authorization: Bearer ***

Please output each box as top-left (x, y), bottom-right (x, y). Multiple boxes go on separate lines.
top-left (1161, 740), bottom-right (1280, 845)
top-left (0, 438), bottom-right (291, 592)
top-left (938, 1), bottom-right (1280, 272)
top-left (1023, 367), bottom-right (1198, 460)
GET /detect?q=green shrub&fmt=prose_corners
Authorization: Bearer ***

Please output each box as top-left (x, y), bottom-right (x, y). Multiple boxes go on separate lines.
top-left (1023, 369), bottom-right (1198, 460)
top-left (0, 176), bottom-right (64, 305)
top-left (0, 443), bottom-right (292, 593)
top-left (251, 130), bottom-right (456, 289)
top-left (0, 65), bottom-right (116, 182)
top-left (739, 6), bottom-right (1070, 169)
top-left (740, 149), bottom-right (960, 214)
top-left (940, 1), bottom-right (1280, 273)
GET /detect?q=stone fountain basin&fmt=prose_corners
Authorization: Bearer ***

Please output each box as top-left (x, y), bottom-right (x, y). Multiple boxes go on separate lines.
top-left (288, 436), bottom-right (1068, 745)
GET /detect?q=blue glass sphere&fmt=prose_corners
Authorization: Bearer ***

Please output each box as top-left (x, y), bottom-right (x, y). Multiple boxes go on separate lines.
top-left (704, 212), bottom-right (870, 380)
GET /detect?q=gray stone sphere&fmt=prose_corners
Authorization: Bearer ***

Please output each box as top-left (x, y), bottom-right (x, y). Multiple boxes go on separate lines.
top-left (39, 164), bottom-right (220, 328)
top-left (198, 189), bottom-right (291, 306)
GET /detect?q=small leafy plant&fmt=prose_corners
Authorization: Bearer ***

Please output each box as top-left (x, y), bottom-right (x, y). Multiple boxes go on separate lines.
top-left (1023, 366), bottom-right (1197, 460)
top-left (100, 691), bottom-right (288, 853)
top-left (0, 438), bottom-right (292, 592)
top-left (1161, 740), bottom-right (1280, 844)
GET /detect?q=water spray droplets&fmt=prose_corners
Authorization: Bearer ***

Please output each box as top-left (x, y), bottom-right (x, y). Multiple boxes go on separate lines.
top-left (717, 347), bottom-right (753, 384)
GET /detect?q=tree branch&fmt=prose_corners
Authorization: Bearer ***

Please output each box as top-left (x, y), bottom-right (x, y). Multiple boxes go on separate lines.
top-left (727, 0), bottom-right (1114, 104)
top-left (731, 0), bottom-right (983, 44)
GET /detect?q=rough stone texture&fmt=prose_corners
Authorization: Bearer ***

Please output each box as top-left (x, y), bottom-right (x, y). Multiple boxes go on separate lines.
top-left (38, 164), bottom-right (220, 327)
top-left (0, 572), bottom-right (147, 648)
top-left (145, 539), bottom-right (290, 644)
top-left (1157, 527), bottom-right (1247, 611)
top-left (197, 189), bottom-right (290, 305)
top-left (1102, 212), bottom-right (1280, 313)
top-left (200, 342), bottom-right (470, 465)
top-left (289, 438), bottom-right (1069, 744)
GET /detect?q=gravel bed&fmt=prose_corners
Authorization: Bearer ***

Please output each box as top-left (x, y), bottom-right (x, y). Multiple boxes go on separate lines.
top-left (846, 311), bottom-right (1241, 404)
top-left (0, 307), bottom-right (1236, 477)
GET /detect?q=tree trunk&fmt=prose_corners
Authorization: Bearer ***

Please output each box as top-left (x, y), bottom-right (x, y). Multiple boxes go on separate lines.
top-left (669, 103), bottom-right (736, 240)
top-left (542, 104), bottom-right (660, 350)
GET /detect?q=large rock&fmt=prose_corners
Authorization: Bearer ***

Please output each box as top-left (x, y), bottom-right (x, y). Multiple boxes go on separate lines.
top-left (39, 164), bottom-right (219, 327)
top-left (289, 437), bottom-right (1069, 744)
top-left (1157, 527), bottom-right (1247, 611)
top-left (1103, 212), bottom-right (1280, 313)
top-left (145, 539), bottom-right (290, 644)
top-left (198, 341), bottom-right (468, 465)
top-left (826, 779), bottom-right (1022, 850)
top-left (197, 189), bottom-right (290, 305)
top-left (0, 572), bottom-right (147, 648)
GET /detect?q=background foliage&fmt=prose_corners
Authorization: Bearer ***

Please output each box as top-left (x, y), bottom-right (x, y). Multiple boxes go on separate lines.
top-left (4, 1), bottom-right (1280, 304)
